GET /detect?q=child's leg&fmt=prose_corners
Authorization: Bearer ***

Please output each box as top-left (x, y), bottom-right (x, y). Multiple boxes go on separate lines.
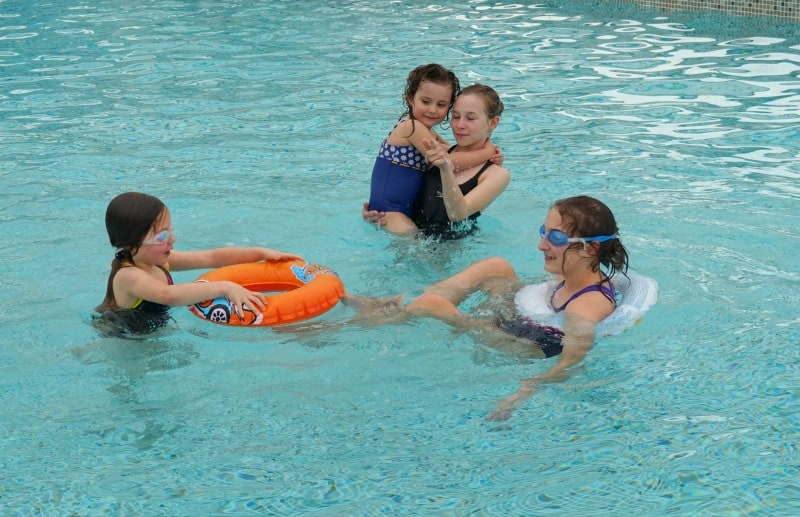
top-left (408, 257), bottom-right (518, 321)
top-left (343, 258), bottom-right (518, 327)
top-left (382, 211), bottom-right (419, 235)
top-left (419, 257), bottom-right (517, 303)
top-left (341, 293), bottom-right (409, 326)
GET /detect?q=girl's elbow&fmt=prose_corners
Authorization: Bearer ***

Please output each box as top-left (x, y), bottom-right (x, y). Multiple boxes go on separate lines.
top-left (160, 291), bottom-right (184, 307)
top-left (160, 286), bottom-right (196, 307)
top-left (447, 202), bottom-right (475, 222)
top-left (447, 211), bottom-right (463, 222)
top-left (561, 350), bottom-right (589, 368)
top-left (448, 210), bottom-right (471, 222)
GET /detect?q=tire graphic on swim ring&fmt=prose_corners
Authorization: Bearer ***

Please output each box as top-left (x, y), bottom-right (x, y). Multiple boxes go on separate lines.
top-left (207, 303), bottom-right (230, 324)
top-left (188, 260), bottom-right (345, 327)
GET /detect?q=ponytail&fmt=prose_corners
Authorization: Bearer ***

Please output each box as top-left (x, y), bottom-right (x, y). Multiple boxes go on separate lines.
top-left (96, 249), bottom-right (135, 312)
top-left (553, 195), bottom-right (629, 279)
top-left (97, 192), bottom-right (166, 312)
top-left (598, 238), bottom-right (629, 279)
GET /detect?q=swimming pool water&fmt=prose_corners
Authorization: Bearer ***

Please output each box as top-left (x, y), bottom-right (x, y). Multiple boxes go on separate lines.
top-left (1, 0), bottom-right (799, 514)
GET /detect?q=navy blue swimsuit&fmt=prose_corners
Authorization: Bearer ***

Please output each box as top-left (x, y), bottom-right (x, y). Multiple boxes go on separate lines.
top-left (368, 120), bottom-right (428, 216)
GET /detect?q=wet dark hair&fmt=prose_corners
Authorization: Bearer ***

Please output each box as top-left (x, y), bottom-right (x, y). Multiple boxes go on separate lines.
top-left (96, 192), bottom-right (167, 311)
top-left (458, 83), bottom-right (504, 119)
top-left (552, 195), bottom-right (629, 278)
top-left (402, 63), bottom-right (460, 133)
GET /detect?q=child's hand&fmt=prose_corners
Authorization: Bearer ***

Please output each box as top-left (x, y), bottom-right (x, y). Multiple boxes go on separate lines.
top-left (261, 248), bottom-right (303, 262)
top-left (422, 138), bottom-right (449, 168)
top-left (486, 393), bottom-right (519, 422)
top-left (490, 146), bottom-right (504, 166)
top-left (485, 379), bottom-right (538, 421)
top-left (486, 403), bottom-right (513, 422)
top-left (362, 202), bottom-right (386, 226)
top-left (226, 283), bottom-right (266, 317)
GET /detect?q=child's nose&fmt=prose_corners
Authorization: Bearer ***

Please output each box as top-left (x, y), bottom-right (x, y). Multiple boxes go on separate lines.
top-left (537, 236), bottom-right (549, 251)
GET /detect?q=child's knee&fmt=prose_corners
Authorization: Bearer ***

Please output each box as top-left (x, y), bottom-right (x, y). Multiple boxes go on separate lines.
top-left (408, 293), bottom-right (458, 317)
top-left (475, 257), bottom-right (515, 278)
top-left (383, 212), bottom-right (417, 235)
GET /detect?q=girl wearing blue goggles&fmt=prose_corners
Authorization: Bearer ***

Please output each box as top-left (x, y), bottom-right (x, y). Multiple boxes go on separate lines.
top-left (346, 195), bottom-right (630, 422)
top-left (538, 225), bottom-right (617, 248)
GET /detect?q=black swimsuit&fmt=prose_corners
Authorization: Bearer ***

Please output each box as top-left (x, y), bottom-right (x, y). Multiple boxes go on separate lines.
top-left (497, 279), bottom-right (618, 357)
top-left (496, 317), bottom-right (566, 357)
top-left (411, 145), bottom-right (492, 240)
top-left (93, 265), bottom-right (175, 336)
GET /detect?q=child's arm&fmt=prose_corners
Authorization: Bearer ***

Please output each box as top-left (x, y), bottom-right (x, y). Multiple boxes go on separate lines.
top-left (434, 132), bottom-right (450, 145)
top-left (392, 119), bottom-right (447, 161)
top-left (486, 311), bottom-right (597, 421)
top-left (392, 119), bottom-right (498, 171)
top-left (446, 138), bottom-right (500, 172)
top-left (423, 139), bottom-right (510, 222)
top-left (168, 247), bottom-right (302, 271)
top-left (486, 333), bottom-right (593, 421)
top-left (114, 266), bottom-right (266, 313)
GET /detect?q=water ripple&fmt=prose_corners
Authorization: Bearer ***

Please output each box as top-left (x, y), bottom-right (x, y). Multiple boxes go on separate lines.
top-left (1, 0), bottom-right (799, 515)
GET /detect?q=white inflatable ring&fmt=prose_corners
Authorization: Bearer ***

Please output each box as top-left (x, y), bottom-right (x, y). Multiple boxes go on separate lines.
top-left (513, 271), bottom-right (657, 336)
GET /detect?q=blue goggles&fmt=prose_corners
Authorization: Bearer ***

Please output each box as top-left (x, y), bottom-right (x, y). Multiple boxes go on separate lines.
top-left (539, 225), bottom-right (616, 247)
top-left (142, 227), bottom-right (174, 246)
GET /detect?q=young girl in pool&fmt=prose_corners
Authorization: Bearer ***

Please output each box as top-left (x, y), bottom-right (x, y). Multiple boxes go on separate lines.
top-left (349, 195), bottom-right (628, 420)
top-left (95, 192), bottom-right (301, 335)
top-left (368, 64), bottom-right (502, 235)
top-left (364, 83), bottom-right (510, 239)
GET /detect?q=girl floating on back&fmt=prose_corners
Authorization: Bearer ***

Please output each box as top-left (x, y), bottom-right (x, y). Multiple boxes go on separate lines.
top-left (349, 196), bottom-right (655, 420)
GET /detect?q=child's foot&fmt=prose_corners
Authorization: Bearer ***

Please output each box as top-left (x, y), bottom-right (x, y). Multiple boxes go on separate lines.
top-left (342, 293), bottom-right (408, 325)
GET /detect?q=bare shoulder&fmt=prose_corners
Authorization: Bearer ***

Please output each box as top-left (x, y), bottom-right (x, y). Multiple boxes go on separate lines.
top-left (566, 291), bottom-right (614, 323)
top-left (493, 164), bottom-right (510, 176)
top-left (114, 264), bottom-right (145, 282)
top-left (479, 164), bottom-right (510, 185)
top-left (387, 118), bottom-right (434, 146)
top-left (386, 117), bottom-right (414, 141)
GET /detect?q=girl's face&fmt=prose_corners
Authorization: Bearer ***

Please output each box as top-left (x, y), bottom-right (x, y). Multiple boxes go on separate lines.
top-left (537, 208), bottom-right (588, 275)
top-left (450, 93), bottom-right (499, 147)
top-left (134, 209), bottom-right (175, 266)
top-left (409, 80), bottom-right (453, 128)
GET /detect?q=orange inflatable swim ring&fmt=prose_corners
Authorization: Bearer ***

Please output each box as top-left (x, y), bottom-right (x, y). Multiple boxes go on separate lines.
top-left (189, 260), bottom-right (344, 327)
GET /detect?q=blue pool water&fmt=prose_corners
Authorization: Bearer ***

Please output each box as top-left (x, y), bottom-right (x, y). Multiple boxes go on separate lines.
top-left (1, 0), bottom-right (799, 514)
